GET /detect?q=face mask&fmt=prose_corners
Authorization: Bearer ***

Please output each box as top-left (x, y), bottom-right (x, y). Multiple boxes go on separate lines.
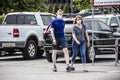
top-left (57, 15), bottom-right (62, 19)
top-left (77, 20), bottom-right (81, 24)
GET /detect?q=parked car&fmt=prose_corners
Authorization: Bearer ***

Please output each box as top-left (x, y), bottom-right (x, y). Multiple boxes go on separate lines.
top-left (44, 18), bottom-right (120, 62)
top-left (84, 14), bottom-right (120, 29)
top-left (76, 9), bottom-right (102, 17)
top-left (0, 12), bottom-right (56, 59)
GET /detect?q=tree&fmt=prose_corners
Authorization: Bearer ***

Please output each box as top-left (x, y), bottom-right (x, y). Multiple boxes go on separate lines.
top-left (52, 4), bottom-right (58, 14)
top-left (47, 4), bottom-right (53, 13)
top-left (72, 0), bottom-right (91, 11)
top-left (112, 6), bottom-right (120, 14)
top-left (0, 0), bottom-right (48, 15)
top-left (63, 4), bottom-right (69, 13)
top-left (59, 3), bottom-right (63, 10)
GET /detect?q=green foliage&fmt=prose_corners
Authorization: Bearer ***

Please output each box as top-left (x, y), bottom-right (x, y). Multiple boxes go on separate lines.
top-left (52, 4), bottom-right (58, 14)
top-left (59, 3), bottom-right (63, 10)
top-left (72, 0), bottom-right (91, 11)
top-left (63, 4), bottom-right (69, 13)
top-left (0, 14), bottom-right (5, 24)
top-left (0, 0), bottom-right (48, 15)
top-left (47, 4), bottom-right (53, 13)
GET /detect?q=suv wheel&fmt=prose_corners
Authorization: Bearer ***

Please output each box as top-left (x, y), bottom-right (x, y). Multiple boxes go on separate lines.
top-left (0, 51), bottom-right (6, 57)
top-left (23, 40), bottom-right (37, 59)
top-left (86, 46), bottom-right (95, 63)
top-left (118, 53), bottom-right (120, 59)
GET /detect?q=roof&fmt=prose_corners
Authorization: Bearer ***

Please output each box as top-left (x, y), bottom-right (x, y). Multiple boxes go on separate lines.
top-left (7, 12), bottom-right (55, 16)
top-left (84, 14), bottom-right (120, 19)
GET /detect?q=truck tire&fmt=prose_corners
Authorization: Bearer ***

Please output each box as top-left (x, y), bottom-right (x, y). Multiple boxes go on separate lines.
top-left (118, 53), bottom-right (120, 59)
top-left (23, 40), bottom-right (37, 59)
top-left (86, 46), bottom-right (95, 63)
top-left (0, 51), bottom-right (6, 57)
top-left (46, 51), bottom-right (52, 62)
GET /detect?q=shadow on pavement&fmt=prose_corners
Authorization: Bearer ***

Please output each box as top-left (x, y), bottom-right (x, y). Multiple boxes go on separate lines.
top-left (56, 57), bottom-right (117, 63)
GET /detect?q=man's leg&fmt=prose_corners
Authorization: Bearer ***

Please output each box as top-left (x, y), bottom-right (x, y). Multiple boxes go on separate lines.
top-left (52, 50), bottom-right (57, 72)
top-left (63, 48), bottom-right (72, 72)
top-left (63, 48), bottom-right (69, 65)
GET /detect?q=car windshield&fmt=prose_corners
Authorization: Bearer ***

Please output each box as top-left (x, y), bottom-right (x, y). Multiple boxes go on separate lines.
top-left (97, 18), bottom-right (108, 24)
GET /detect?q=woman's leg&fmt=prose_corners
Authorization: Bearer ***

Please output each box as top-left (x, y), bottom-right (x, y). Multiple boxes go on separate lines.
top-left (80, 41), bottom-right (88, 71)
top-left (71, 41), bottom-right (79, 67)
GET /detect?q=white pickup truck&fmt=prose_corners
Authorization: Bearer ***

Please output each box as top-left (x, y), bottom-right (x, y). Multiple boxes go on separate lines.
top-left (0, 12), bottom-right (56, 59)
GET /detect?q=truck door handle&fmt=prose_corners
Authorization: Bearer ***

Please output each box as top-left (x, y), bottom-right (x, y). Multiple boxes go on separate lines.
top-left (8, 33), bottom-right (12, 35)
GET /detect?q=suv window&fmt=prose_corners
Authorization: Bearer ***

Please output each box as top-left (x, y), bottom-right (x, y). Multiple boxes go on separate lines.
top-left (110, 17), bottom-right (119, 26)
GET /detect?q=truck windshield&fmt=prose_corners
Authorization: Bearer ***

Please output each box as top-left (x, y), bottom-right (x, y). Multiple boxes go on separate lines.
top-left (41, 15), bottom-right (56, 25)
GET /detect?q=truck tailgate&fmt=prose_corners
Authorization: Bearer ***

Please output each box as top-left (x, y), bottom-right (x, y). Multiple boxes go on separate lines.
top-left (0, 26), bottom-right (13, 41)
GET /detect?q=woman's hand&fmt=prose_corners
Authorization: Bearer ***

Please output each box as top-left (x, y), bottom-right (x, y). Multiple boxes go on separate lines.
top-left (87, 41), bottom-right (90, 47)
top-left (76, 40), bottom-right (80, 45)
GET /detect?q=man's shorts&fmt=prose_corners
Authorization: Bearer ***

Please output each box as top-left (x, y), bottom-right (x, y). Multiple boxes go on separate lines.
top-left (52, 38), bottom-right (68, 50)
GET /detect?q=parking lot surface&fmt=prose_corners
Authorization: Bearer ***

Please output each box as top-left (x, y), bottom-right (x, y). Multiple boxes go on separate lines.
top-left (0, 54), bottom-right (120, 80)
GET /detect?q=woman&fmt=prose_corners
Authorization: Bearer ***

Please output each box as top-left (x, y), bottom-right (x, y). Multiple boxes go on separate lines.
top-left (70, 15), bottom-right (90, 72)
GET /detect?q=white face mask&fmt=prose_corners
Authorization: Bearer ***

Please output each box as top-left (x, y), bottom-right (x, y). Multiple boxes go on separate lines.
top-left (57, 15), bottom-right (62, 19)
top-left (77, 20), bottom-right (81, 24)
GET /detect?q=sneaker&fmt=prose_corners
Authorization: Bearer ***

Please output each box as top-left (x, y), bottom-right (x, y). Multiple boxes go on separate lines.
top-left (53, 65), bottom-right (57, 72)
top-left (83, 69), bottom-right (88, 72)
top-left (71, 67), bottom-right (75, 71)
top-left (66, 66), bottom-right (71, 72)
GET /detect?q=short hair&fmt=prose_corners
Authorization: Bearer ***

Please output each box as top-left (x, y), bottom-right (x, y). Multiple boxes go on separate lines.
top-left (57, 9), bottom-right (63, 13)
top-left (74, 15), bottom-right (83, 24)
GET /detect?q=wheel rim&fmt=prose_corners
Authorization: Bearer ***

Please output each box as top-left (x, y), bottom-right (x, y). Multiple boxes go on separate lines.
top-left (28, 43), bottom-right (35, 57)
top-left (88, 46), bottom-right (94, 61)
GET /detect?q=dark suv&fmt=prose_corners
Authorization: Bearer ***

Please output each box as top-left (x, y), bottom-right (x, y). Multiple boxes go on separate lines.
top-left (44, 19), bottom-right (120, 62)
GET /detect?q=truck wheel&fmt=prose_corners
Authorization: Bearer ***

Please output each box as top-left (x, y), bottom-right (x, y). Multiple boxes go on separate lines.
top-left (7, 50), bottom-right (14, 56)
top-left (37, 49), bottom-right (44, 57)
top-left (86, 46), bottom-right (95, 63)
top-left (23, 40), bottom-right (37, 59)
top-left (118, 53), bottom-right (120, 59)
top-left (0, 51), bottom-right (6, 57)
top-left (46, 51), bottom-right (52, 62)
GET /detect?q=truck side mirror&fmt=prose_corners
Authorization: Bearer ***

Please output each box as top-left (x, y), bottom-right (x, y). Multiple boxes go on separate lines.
top-left (110, 23), bottom-right (119, 28)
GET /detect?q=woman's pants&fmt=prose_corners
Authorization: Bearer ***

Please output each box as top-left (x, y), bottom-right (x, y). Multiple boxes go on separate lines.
top-left (71, 40), bottom-right (86, 64)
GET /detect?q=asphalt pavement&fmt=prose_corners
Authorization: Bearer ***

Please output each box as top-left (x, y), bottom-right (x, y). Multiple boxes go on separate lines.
top-left (0, 54), bottom-right (120, 80)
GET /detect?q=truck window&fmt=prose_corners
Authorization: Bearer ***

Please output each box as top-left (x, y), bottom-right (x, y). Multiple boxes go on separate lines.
top-left (4, 15), bottom-right (37, 25)
top-left (4, 15), bottom-right (17, 24)
top-left (17, 15), bottom-right (24, 24)
top-left (25, 15), bottom-right (37, 25)
top-left (41, 15), bottom-right (53, 25)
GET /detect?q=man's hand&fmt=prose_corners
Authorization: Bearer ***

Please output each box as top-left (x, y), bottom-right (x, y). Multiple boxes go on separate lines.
top-left (53, 39), bottom-right (57, 45)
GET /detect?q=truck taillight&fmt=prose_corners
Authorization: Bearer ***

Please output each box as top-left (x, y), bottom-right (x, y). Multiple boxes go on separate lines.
top-left (13, 28), bottom-right (19, 37)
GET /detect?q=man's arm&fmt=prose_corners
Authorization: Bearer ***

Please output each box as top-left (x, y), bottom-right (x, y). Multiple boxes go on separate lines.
top-left (50, 28), bottom-right (56, 45)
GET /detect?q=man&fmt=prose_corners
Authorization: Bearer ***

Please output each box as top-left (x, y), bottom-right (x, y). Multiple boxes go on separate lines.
top-left (50, 9), bottom-right (71, 72)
